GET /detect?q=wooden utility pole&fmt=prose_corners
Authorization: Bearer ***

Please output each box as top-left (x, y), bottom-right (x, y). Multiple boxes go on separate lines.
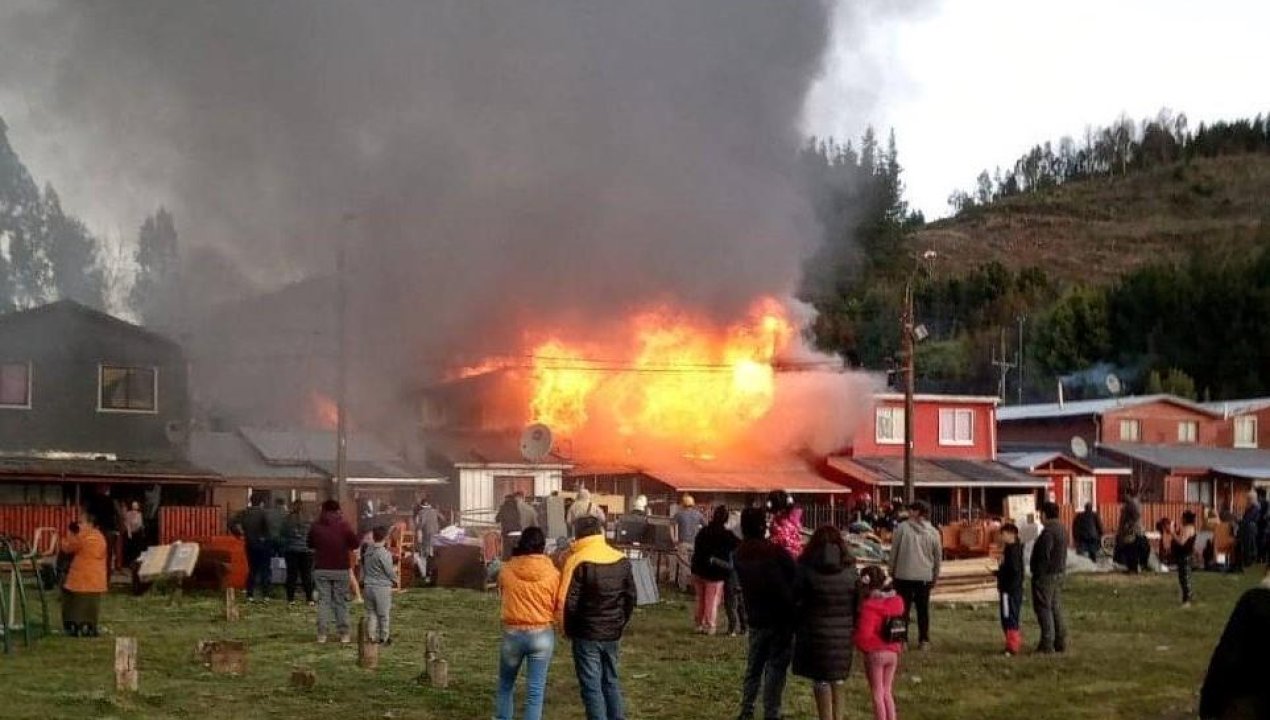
top-left (334, 234), bottom-right (349, 507)
top-left (902, 279), bottom-right (916, 504)
top-left (991, 330), bottom-right (1017, 402)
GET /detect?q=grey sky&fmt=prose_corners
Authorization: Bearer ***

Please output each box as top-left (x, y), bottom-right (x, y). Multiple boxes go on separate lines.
top-left (805, 0), bottom-right (1270, 219)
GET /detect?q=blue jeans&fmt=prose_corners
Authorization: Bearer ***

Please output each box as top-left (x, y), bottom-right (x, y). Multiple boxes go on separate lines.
top-left (571, 639), bottom-right (624, 720)
top-left (245, 541), bottom-right (273, 598)
top-left (738, 626), bottom-right (793, 720)
top-left (495, 628), bottom-right (555, 720)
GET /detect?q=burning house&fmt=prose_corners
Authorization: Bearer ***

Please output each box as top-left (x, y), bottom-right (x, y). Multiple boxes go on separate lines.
top-left (419, 299), bottom-right (869, 520)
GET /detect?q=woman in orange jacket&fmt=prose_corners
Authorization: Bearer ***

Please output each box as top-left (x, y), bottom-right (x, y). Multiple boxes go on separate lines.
top-left (61, 507), bottom-right (109, 637)
top-left (495, 527), bottom-right (561, 720)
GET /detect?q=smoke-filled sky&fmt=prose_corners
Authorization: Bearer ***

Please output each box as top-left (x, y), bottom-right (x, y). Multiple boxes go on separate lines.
top-left (0, 0), bottom-right (852, 346)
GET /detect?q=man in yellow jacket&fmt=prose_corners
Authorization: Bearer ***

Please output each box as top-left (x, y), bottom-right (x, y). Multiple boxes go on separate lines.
top-left (555, 516), bottom-right (636, 720)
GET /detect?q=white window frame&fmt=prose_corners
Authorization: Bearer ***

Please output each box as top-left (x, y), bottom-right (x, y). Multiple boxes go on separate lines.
top-left (1073, 476), bottom-right (1096, 508)
top-left (1177, 420), bottom-right (1198, 444)
top-left (875, 407), bottom-right (905, 445)
top-left (0, 361), bottom-right (32, 409)
top-left (1119, 418), bottom-right (1141, 443)
top-left (97, 364), bottom-right (160, 415)
top-left (1234, 416), bottom-right (1258, 449)
top-left (938, 408), bottom-right (975, 447)
top-left (1185, 479), bottom-right (1214, 506)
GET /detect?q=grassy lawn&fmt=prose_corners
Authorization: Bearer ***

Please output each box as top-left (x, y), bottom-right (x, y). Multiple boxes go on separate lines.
top-left (0, 571), bottom-right (1251, 719)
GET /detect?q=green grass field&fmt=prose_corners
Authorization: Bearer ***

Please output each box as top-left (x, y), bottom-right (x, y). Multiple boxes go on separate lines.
top-left (0, 571), bottom-right (1251, 719)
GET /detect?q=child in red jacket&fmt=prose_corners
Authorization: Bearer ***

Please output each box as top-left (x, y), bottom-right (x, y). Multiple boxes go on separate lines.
top-left (856, 565), bottom-right (904, 720)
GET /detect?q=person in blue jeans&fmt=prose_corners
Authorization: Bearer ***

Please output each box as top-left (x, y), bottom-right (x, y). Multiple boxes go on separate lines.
top-left (495, 528), bottom-right (561, 720)
top-left (557, 516), bottom-right (636, 720)
top-left (230, 492), bottom-right (274, 600)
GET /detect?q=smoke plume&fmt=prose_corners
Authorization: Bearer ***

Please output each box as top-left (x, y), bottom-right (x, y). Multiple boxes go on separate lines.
top-left (0, 1), bottom-right (863, 430)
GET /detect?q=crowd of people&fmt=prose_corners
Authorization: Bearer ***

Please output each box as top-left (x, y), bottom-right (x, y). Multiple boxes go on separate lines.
top-left (48, 484), bottom-right (1270, 720)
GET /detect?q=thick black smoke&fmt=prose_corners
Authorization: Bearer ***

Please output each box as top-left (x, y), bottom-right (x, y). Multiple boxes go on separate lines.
top-left (0, 1), bottom-right (840, 425)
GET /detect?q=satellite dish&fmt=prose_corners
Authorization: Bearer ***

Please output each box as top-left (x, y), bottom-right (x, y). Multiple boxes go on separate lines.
top-left (1105, 373), bottom-right (1122, 396)
top-left (520, 423), bottom-right (554, 463)
top-left (1069, 436), bottom-right (1089, 459)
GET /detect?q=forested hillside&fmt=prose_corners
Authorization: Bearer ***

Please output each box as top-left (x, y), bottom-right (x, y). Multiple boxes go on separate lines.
top-left (799, 112), bottom-right (1270, 402)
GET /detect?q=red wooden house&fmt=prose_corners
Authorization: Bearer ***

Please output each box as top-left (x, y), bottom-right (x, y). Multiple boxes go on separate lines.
top-left (826, 394), bottom-right (1047, 520)
top-left (998, 395), bottom-right (1269, 506)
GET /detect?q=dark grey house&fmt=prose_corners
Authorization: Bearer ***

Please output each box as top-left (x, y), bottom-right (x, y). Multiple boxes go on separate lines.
top-left (0, 300), bottom-right (214, 506)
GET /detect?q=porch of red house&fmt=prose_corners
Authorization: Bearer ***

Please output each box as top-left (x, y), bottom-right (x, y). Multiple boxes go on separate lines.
top-left (0, 505), bottom-right (226, 571)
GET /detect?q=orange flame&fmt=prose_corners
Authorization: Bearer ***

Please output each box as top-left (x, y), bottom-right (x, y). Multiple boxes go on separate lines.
top-left (526, 298), bottom-right (793, 456)
top-left (308, 392), bottom-right (341, 430)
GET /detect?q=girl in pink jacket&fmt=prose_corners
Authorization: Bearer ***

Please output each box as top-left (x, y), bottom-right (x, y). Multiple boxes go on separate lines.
top-left (856, 565), bottom-right (905, 720)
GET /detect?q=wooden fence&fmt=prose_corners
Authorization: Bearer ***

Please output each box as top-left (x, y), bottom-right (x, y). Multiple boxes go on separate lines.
top-left (159, 506), bottom-right (225, 544)
top-left (0, 505), bottom-right (226, 546)
top-left (0, 505), bottom-right (78, 547)
top-left (1058, 502), bottom-right (1205, 533)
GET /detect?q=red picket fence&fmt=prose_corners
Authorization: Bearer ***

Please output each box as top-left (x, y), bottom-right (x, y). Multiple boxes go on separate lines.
top-left (159, 506), bottom-right (226, 544)
top-left (1058, 502), bottom-right (1205, 533)
top-left (0, 505), bottom-right (78, 546)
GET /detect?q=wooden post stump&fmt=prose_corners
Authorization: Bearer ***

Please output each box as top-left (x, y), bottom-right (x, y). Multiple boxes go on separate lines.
top-left (115, 637), bottom-right (139, 692)
top-left (357, 617), bottom-right (378, 670)
top-left (429, 658), bottom-right (449, 688)
top-left (224, 587), bottom-right (240, 622)
top-left (290, 669), bottom-right (317, 690)
top-left (196, 640), bottom-right (249, 675)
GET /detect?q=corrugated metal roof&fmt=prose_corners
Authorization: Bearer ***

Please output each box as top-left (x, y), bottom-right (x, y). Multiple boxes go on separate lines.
top-left (0, 455), bottom-right (216, 481)
top-left (997, 451), bottom-right (1071, 472)
top-left (997, 395), bottom-right (1218, 422)
top-left (1102, 444), bottom-right (1270, 478)
top-left (645, 460), bottom-right (849, 494)
top-left (190, 431), bottom-right (322, 479)
top-left (309, 459), bottom-right (446, 482)
top-left (1204, 397), bottom-right (1270, 416)
top-left (829, 456), bottom-right (1049, 488)
top-left (239, 427), bottom-right (401, 463)
top-left (995, 443), bottom-right (1130, 471)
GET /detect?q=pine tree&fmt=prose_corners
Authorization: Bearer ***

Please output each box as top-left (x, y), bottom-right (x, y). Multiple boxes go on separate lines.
top-left (42, 185), bottom-right (105, 309)
top-left (130, 208), bottom-right (181, 327)
top-left (0, 117), bottom-right (50, 308)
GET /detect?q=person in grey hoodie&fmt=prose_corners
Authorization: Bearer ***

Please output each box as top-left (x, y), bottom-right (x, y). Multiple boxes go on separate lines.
top-left (361, 525), bottom-right (399, 643)
top-left (887, 499), bottom-right (942, 650)
top-left (1030, 501), bottom-right (1069, 653)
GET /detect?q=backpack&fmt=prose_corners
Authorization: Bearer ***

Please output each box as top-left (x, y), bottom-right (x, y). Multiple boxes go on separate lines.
top-left (881, 614), bottom-right (908, 643)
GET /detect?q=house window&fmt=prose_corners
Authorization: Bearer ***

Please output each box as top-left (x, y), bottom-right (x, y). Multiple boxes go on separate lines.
top-left (0, 362), bottom-right (31, 408)
top-left (1073, 477), bottom-right (1096, 508)
top-left (1234, 416), bottom-right (1258, 449)
top-left (875, 407), bottom-right (905, 445)
top-left (98, 365), bottom-right (158, 413)
top-left (1177, 421), bottom-right (1198, 444)
top-left (1119, 419), bottom-right (1141, 443)
top-left (938, 408), bottom-right (975, 446)
top-left (494, 475), bottom-right (535, 499)
top-left (1185, 479), bottom-right (1214, 506)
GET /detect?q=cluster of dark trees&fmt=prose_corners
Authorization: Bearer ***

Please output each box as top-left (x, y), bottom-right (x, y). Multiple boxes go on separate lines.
top-left (0, 118), bottom-right (179, 325)
top-left (1032, 239), bottom-right (1270, 400)
top-left (799, 119), bottom-right (1270, 401)
top-left (949, 110), bottom-right (1270, 213)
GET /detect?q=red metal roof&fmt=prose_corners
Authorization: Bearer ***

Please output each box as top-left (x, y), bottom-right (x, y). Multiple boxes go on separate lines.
top-left (644, 460), bottom-right (849, 494)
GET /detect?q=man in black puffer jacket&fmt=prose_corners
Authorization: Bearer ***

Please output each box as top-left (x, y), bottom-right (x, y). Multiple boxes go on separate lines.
top-left (558, 516), bottom-right (636, 720)
top-left (792, 526), bottom-right (858, 720)
top-left (735, 507), bottom-right (799, 720)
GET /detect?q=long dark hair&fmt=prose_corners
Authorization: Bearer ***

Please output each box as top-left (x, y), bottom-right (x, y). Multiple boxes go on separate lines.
top-left (513, 527), bottom-right (547, 556)
top-left (799, 525), bottom-right (851, 566)
top-left (859, 565), bottom-right (890, 592)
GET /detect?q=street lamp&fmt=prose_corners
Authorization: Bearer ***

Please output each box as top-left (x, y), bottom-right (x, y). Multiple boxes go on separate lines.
top-left (902, 249), bottom-right (937, 504)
